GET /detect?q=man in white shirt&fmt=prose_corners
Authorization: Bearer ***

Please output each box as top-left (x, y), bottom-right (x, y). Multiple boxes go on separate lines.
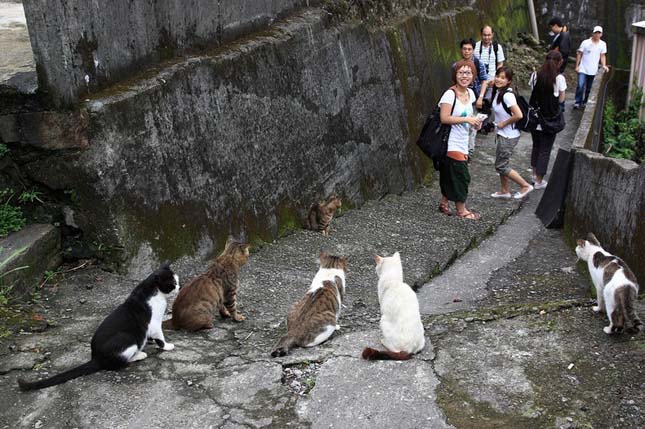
top-left (474, 26), bottom-right (505, 76)
top-left (574, 25), bottom-right (610, 109)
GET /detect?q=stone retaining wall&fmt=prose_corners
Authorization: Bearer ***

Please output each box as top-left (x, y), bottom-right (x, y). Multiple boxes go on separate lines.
top-left (16, 2), bottom-right (531, 275)
top-left (23, 0), bottom-right (317, 106)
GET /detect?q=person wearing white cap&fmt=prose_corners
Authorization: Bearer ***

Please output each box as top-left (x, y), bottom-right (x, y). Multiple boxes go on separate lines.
top-left (573, 25), bottom-right (610, 109)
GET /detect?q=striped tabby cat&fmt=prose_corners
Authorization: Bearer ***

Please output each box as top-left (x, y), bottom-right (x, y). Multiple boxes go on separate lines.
top-left (271, 250), bottom-right (347, 357)
top-left (306, 195), bottom-right (342, 237)
top-left (162, 239), bottom-right (250, 331)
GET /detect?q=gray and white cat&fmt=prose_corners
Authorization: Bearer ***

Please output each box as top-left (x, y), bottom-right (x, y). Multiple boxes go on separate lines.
top-left (576, 233), bottom-right (642, 335)
top-left (363, 252), bottom-right (425, 360)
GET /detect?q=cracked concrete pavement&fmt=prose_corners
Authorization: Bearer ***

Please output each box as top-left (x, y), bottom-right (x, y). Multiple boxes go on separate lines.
top-left (1, 96), bottom-right (643, 428)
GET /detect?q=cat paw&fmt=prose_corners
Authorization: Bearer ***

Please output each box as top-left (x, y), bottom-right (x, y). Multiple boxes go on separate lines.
top-left (603, 326), bottom-right (612, 334)
top-left (592, 306), bottom-right (600, 312)
top-left (163, 343), bottom-right (175, 351)
top-left (233, 313), bottom-right (245, 322)
top-left (335, 324), bottom-right (341, 330)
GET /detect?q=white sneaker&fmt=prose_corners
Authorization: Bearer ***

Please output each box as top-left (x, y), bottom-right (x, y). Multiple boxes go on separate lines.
top-left (491, 192), bottom-right (512, 199)
top-left (513, 185), bottom-right (534, 199)
top-left (534, 180), bottom-right (548, 190)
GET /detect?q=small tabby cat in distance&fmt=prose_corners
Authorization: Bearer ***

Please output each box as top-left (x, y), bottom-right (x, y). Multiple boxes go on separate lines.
top-left (271, 250), bottom-right (348, 357)
top-left (306, 194), bottom-right (342, 237)
top-left (363, 252), bottom-right (425, 361)
top-left (162, 239), bottom-right (250, 331)
top-left (18, 264), bottom-right (179, 391)
top-left (576, 233), bottom-right (642, 335)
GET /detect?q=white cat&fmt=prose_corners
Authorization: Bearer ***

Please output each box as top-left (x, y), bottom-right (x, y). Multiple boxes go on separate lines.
top-left (576, 233), bottom-right (642, 335)
top-left (362, 252), bottom-right (425, 360)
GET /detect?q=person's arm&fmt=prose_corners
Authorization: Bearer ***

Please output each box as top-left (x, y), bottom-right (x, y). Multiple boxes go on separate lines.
top-left (558, 90), bottom-right (565, 103)
top-left (496, 44), bottom-right (505, 69)
top-left (575, 50), bottom-right (582, 73)
top-left (600, 53), bottom-right (609, 72)
top-left (497, 104), bottom-right (522, 129)
top-left (476, 80), bottom-right (490, 109)
top-left (440, 102), bottom-right (480, 126)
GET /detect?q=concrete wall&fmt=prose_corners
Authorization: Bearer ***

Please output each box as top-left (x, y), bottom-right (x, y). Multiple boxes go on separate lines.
top-left (564, 151), bottom-right (645, 283)
top-left (565, 67), bottom-right (645, 284)
top-left (23, 0), bottom-right (316, 106)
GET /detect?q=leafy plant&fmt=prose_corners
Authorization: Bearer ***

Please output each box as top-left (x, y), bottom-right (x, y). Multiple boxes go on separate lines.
top-left (0, 189), bottom-right (26, 238)
top-left (0, 143), bottom-right (9, 159)
top-left (0, 246), bottom-right (28, 305)
top-left (18, 189), bottom-right (44, 204)
top-left (603, 86), bottom-right (645, 163)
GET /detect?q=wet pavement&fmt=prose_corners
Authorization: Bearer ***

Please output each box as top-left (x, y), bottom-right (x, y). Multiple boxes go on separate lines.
top-left (0, 95), bottom-right (643, 428)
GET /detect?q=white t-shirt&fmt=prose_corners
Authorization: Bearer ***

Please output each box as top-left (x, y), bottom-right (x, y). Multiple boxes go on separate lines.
top-left (439, 88), bottom-right (476, 154)
top-left (553, 74), bottom-right (567, 97)
top-left (577, 38), bottom-right (607, 75)
top-left (474, 41), bottom-right (505, 75)
top-left (492, 91), bottom-right (521, 139)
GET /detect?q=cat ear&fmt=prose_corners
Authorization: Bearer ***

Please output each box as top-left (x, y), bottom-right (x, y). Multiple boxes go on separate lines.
top-left (373, 254), bottom-right (383, 264)
top-left (587, 233), bottom-right (600, 246)
top-left (393, 252), bottom-right (401, 260)
top-left (576, 239), bottom-right (585, 247)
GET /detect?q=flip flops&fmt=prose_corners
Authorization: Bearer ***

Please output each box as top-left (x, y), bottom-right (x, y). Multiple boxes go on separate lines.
top-left (456, 210), bottom-right (481, 220)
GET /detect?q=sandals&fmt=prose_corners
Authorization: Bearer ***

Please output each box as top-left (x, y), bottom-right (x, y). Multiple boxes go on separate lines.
top-left (456, 210), bottom-right (481, 220)
top-left (438, 202), bottom-right (453, 216)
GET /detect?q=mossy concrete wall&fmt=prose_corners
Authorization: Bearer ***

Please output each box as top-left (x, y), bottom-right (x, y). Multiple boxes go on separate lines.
top-left (22, 0), bottom-right (318, 107)
top-left (19, 3), bottom-right (530, 276)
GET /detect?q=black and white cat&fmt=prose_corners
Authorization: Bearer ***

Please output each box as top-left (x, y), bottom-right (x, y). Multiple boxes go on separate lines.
top-left (576, 233), bottom-right (642, 335)
top-left (18, 263), bottom-right (180, 391)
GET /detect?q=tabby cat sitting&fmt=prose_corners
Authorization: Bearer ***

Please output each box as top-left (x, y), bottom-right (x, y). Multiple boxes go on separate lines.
top-left (363, 252), bottom-right (425, 361)
top-left (576, 233), bottom-right (642, 335)
top-left (163, 239), bottom-right (250, 332)
top-left (305, 194), bottom-right (342, 237)
top-left (18, 264), bottom-right (179, 391)
top-left (271, 250), bottom-right (348, 357)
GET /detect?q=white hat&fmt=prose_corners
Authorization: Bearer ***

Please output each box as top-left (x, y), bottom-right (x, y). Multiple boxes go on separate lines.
top-left (593, 25), bottom-right (603, 33)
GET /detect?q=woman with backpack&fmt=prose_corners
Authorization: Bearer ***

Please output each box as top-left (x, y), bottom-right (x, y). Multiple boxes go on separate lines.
top-left (484, 66), bottom-right (534, 199)
top-left (529, 50), bottom-right (567, 189)
top-left (437, 59), bottom-right (483, 220)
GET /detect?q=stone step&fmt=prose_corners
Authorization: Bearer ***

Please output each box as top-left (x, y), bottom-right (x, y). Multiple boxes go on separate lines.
top-left (0, 223), bottom-right (61, 300)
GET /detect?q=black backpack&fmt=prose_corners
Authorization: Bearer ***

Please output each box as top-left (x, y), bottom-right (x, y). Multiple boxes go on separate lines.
top-left (497, 88), bottom-right (539, 132)
top-left (416, 89), bottom-right (457, 170)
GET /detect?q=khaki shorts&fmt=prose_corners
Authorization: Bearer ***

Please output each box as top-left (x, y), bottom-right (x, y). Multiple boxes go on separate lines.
top-left (494, 134), bottom-right (520, 176)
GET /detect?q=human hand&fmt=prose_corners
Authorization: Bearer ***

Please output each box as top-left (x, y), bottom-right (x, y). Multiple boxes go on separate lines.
top-left (603, 65), bottom-right (609, 73)
top-left (466, 117), bottom-right (481, 127)
top-left (575, 66), bottom-right (579, 73)
top-left (476, 98), bottom-right (483, 109)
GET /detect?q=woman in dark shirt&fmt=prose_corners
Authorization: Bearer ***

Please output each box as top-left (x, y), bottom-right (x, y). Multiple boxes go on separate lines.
top-left (529, 51), bottom-right (566, 189)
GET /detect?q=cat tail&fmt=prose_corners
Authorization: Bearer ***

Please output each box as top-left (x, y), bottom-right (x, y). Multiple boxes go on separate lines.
top-left (362, 347), bottom-right (412, 361)
top-left (304, 204), bottom-right (319, 230)
top-left (271, 335), bottom-right (296, 357)
top-left (162, 318), bottom-right (176, 330)
top-left (18, 360), bottom-right (102, 391)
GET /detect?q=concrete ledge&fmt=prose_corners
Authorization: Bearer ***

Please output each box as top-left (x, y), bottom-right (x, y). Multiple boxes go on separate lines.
top-left (0, 224), bottom-right (61, 299)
